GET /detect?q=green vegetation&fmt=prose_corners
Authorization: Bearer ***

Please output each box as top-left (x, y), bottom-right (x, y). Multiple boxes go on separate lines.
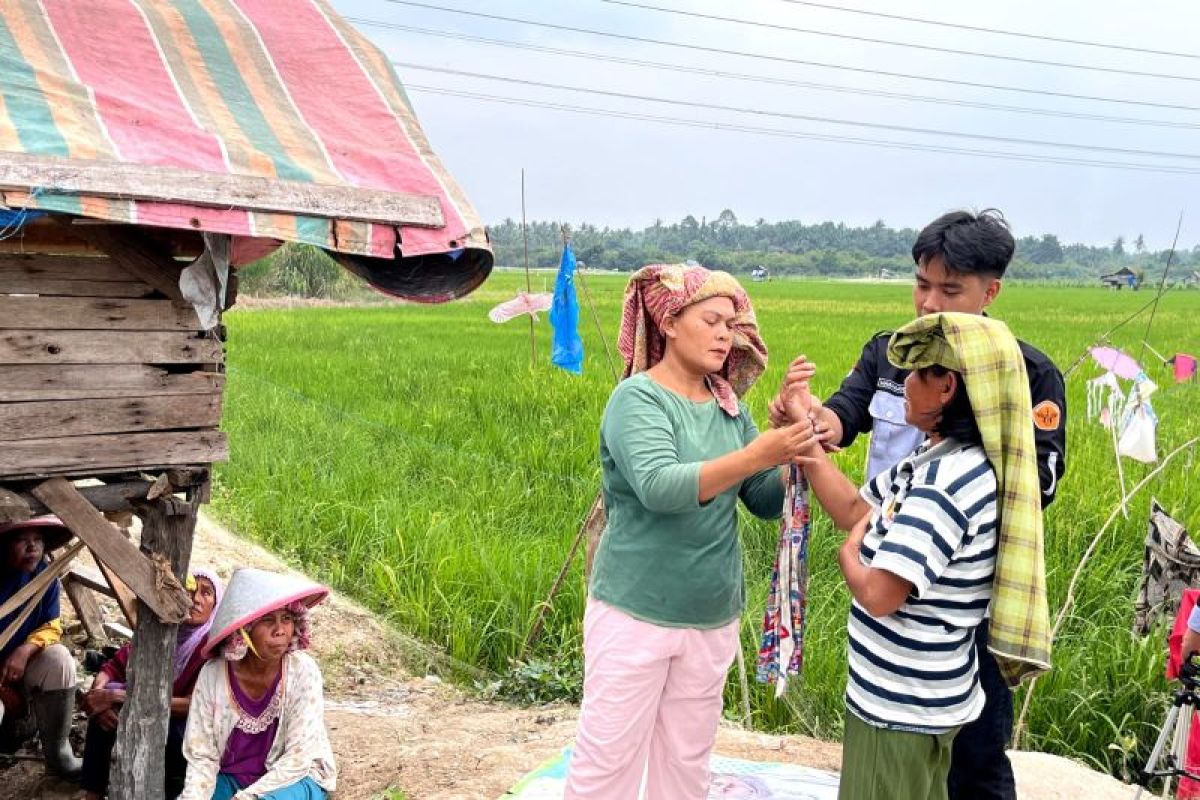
top-left (488, 214), bottom-right (1199, 281)
top-left (211, 273), bottom-right (1200, 777)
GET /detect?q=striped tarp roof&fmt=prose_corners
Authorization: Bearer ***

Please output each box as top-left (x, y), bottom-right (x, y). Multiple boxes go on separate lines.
top-left (0, 0), bottom-right (489, 278)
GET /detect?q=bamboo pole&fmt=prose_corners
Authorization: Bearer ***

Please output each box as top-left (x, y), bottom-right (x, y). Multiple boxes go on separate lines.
top-left (521, 169), bottom-right (535, 368)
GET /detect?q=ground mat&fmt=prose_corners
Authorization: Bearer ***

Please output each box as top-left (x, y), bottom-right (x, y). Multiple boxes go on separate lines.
top-left (503, 747), bottom-right (839, 799)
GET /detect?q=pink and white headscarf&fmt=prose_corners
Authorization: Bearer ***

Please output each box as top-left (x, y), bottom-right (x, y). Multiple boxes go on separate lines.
top-left (618, 263), bottom-right (768, 416)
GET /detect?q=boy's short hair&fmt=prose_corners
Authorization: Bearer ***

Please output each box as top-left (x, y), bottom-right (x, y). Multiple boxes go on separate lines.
top-left (912, 209), bottom-right (1015, 278)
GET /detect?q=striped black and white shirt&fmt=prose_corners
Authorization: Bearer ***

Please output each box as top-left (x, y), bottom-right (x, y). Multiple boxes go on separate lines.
top-left (845, 437), bottom-right (998, 733)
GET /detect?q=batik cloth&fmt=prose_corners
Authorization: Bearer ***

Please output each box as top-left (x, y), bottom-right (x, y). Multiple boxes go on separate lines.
top-left (618, 263), bottom-right (767, 416)
top-left (757, 464), bottom-right (811, 696)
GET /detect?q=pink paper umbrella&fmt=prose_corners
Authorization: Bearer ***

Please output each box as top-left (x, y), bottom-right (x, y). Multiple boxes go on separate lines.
top-left (488, 292), bottom-right (553, 323)
top-left (1090, 346), bottom-right (1143, 380)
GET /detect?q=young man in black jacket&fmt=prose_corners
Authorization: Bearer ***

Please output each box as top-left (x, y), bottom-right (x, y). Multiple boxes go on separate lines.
top-left (771, 209), bottom-right (1066, 800)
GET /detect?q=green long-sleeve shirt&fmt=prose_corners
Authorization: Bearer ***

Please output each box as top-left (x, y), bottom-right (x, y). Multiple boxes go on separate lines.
top-left (590, 372), bottom-right (785, 628)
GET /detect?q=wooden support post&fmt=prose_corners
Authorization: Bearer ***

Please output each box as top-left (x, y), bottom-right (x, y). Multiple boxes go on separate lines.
top-left (62, 574), bottom-right (107, 645)
top-left (110, 494), bottom-right (198, 800)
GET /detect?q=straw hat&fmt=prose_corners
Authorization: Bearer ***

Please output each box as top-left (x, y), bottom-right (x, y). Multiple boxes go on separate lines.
top-left (0, 516), bottom-right (73, 552)
top-left (201, 567), bottom-right (328, 659)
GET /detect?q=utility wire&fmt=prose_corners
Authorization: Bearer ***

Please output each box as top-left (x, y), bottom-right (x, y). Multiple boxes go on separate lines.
top-left (771, 0), bottom-right (1200, 61)
top-left (347, 18), bottom-right (1200, 131)
top-left (1137, 213), bottom-right (1184, 365)
top-left (406, 84), bottom-right (1200, 176)
top-left (601, 0), bottom-right (1200, 83)
top-left (377, 1), bottom-right (1200, 114)
top-left (396, 62), bottom-right (1200, 163)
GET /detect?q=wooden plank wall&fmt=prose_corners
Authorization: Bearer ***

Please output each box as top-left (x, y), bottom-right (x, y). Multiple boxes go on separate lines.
top-left (0, 252), bottom-right (228, 479)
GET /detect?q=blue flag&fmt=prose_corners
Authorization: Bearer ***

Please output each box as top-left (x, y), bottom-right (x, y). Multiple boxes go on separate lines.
top-left (549, 242), bottom-right (584, 375)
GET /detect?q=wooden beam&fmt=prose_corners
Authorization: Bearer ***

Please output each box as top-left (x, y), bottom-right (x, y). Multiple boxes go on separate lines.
top-left (30, 478), bottom-right (190, 623)
top-left (65, 565), bottom-right (118, 599)
top-left (0, 330), bottom-right (223, 365)
top-left (97, 560), bottom-right (139, 629)
top-left (0, 365), bottom-right (224, 402)
top-left (1, 152), bottom-right (445, 228)
top-left (0, 217), bottom-right (203, 260)
top-left (111, 494), bottom-right (198, 800)
top-left (65, 225), bottom-right (185, 301)
top-left (0, 431), bottom-right (227, 479)
top-left (0, 277), bottom-right (157, 298)
top-left (0, 296), bottom-right (199, 331)
top-left (0, 394), bottom-right (223, 442)
top-left (0, 488), bottom-right (32, 525)
top-left (18, 479), bottom-right (153, 516)
top-left (104, 621), bottom-right (132, 640)
top-left (62, 573), bottom-right (107, 644)
top-left (0, 254), bottom-right (147, 283)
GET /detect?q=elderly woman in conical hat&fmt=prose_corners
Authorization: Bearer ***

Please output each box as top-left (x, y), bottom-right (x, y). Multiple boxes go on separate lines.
top-left (178, 568), bottom-right (337, 800)
top-left (0, 516), bottom-right (81, 779)
top-left (565, 264), bottom-right (816, 800)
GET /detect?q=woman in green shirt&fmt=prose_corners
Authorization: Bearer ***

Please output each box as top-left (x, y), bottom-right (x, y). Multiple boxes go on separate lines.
top-left (565, 264), bottom-right (815, 800)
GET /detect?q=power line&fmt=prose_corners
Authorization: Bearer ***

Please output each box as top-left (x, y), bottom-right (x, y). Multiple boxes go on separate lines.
top-left (347, 18), bottom-right (1200, 131)
top-left (377, 1), bottom-right (1200, 115)
top-left (395, 62), bottom-right (1200, 163)
top-left (405, 84), bottom-right (1200, 177)
top-left (771, 0), bottom-right (1200, 61)
top-left (601, 0), bottom-right (1200, 82)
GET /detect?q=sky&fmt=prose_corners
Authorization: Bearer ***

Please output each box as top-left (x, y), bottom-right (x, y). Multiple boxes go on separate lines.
top-left (332, 0), bottom-right (1200, 249)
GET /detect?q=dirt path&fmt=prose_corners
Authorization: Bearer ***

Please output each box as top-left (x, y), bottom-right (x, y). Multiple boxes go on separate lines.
top-left (3, 514), bottom-right (1139, 799)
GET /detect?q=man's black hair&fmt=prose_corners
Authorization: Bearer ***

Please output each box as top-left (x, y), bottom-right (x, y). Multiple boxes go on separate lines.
top-left (918, 365), bottom-right (982, 447)
top-left (912, 209), bottom-right (1015, 278)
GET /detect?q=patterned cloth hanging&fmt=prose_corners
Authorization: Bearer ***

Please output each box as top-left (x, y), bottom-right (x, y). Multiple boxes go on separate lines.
top-left (757, 462), bottom-right (812, 696)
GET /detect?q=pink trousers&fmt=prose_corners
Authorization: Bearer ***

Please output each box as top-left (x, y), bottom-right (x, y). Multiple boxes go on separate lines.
top-left (564, 598), bottom-right (740, 800)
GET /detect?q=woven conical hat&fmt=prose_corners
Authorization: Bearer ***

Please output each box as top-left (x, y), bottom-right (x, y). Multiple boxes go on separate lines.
top-left (201, 567), bottom-right (328, 658)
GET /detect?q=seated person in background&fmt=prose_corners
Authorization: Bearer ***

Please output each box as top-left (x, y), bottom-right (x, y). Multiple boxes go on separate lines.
top-left (80, 567), bottom-right (223, 799)
top-left (0, 516), bottom-right (82, 780)
top-left (179, 567), bottom-right (338, 800)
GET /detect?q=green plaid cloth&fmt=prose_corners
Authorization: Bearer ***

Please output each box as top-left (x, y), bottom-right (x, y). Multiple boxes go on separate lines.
top-left (887, 312), bottom-right (1051, 686)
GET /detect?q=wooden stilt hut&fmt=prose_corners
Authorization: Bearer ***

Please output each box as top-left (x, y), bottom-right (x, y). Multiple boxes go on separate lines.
top-left (0, 2), bottom-right (491, 796)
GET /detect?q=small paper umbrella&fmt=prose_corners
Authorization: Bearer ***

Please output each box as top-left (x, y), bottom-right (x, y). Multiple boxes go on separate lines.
top-left (1089, 346), bottom-right (1143, 381)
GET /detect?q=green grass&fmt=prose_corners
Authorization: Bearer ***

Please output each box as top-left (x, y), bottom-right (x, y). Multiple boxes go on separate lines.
top-left (210, 274), bottom-right (1200, 776)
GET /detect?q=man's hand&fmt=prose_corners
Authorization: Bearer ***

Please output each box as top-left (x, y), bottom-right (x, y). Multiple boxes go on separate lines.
top-left (768, 355), bottom-right (815, 427)
top-left (769, 355), bottom-right (843, 451)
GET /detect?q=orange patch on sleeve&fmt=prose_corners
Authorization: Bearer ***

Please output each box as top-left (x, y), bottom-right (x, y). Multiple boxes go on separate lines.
top-left (1033, 400), bottom-right (1062, 431)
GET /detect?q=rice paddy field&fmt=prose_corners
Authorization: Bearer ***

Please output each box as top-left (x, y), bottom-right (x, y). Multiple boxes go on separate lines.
top-left (211, 273), bottom-right (1200, 778)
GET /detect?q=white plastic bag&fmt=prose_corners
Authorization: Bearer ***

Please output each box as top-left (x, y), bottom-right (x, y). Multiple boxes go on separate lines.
top-left (1118, 405), bottom-right (1158, 463)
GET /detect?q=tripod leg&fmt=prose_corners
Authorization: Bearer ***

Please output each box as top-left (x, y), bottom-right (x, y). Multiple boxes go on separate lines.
top-left (1168, 706), bottom-right (1197, 799)
top-left (1135, 706), bottom-right (1179, 800)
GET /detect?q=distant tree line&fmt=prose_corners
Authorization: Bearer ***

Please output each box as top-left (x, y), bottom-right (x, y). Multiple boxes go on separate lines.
top-left (487, 211), bottom-right (1200, 282)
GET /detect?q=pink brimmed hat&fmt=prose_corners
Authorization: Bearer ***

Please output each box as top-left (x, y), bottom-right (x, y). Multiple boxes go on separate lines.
top-left (0, 516), bottom-right (73, 552)
top-left (201, 567), bottom-right (329, 659)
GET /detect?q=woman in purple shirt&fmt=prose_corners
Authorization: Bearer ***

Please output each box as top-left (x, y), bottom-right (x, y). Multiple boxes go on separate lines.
top-left (179, 568), bottom-right (338, 800)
